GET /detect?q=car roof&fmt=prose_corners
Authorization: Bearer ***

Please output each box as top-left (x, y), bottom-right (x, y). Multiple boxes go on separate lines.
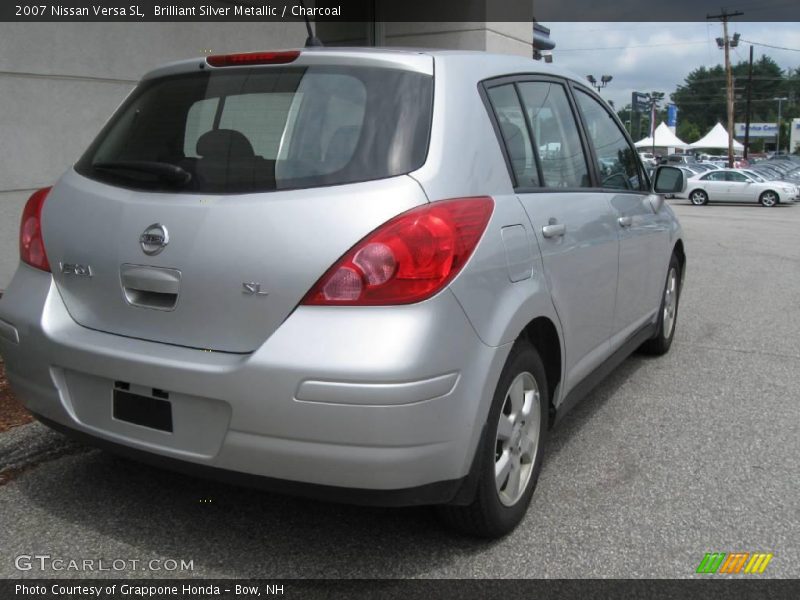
top-left (141, 47), bottom-right (589, 87)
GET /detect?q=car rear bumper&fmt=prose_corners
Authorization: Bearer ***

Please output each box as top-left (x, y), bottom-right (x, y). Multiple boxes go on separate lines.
top-left (0, 264), bottom-right (509, 504)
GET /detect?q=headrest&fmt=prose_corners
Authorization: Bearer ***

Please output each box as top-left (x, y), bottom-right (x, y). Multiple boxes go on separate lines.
top-left (196, 129), bottom-right (255, 160)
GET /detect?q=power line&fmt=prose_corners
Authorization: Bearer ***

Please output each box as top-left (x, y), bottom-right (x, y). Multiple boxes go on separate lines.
top-left (554, 23), bottom-right (709, 34)
top-left (676, 77), bottom-right (792, 85)
top-left (555, 36), bottom-right (799, 55)
top-left (672, 98), bottom-right (798, 105)
top-left (558, 40), bottom-right (708, 52)
top-left (742, 39), bottom-right (800, 52)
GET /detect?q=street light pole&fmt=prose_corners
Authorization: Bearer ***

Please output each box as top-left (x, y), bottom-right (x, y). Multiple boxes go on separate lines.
top-left (744, 44), bottom-right (753, 160)
top-left (586, 75), bottom-right (613, 93)
top-left (648, 91), bottom-right (664, 158)
top-left (724, 20), bottom-right (734, 167)
top-left (773, 97), bottom-right (788, 153)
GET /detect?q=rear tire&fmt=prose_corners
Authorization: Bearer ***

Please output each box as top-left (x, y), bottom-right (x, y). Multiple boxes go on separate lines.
top-left (437, 341), bottom-right (547, 538)
top-left (640, 253), bottom-right (681, 356)
top-left (689, 189), bottom-right (708, 206)
top-left (759, 190), bottom-right (778, 207)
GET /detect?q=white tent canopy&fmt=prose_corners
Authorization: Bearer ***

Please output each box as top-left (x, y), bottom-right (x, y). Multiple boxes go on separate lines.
top-left (634, 122), bottom-right (689, 149)
top-left (689, 122), bottom-right (744, 150)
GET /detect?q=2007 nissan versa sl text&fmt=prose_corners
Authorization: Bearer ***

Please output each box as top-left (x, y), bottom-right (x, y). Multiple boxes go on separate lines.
top-left (0, 48), bottom-right (687, 537)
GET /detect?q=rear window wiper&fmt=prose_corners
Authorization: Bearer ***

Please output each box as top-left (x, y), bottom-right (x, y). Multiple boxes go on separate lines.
top-left (92, 161), bottom-right (191, 185)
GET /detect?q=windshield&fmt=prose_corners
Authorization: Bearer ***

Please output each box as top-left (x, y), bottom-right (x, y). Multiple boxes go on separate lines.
top-left (75, 65), bottom-right (433, 194)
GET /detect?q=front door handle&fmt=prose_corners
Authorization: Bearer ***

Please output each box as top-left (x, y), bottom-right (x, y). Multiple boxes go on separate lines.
top-left (542, 223), bottom-right (566, 239)
top-left (618, 216), bottom-right (633, 228)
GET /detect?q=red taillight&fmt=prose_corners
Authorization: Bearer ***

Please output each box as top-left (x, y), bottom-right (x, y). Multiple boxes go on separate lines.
top-left (206, 50), bottom-right (300, 67)
top-left (301, 197), bottom-right (494, 306)
top-left (19, 187), bottom-right (52, 272)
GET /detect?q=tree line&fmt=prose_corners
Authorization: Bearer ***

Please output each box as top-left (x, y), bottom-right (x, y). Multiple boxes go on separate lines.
top-left (617, 55), bottom-right (800, 151)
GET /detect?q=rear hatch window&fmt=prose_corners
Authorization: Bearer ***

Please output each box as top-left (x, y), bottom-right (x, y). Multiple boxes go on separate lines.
top-left (75, 65), bottom-right (433, 194)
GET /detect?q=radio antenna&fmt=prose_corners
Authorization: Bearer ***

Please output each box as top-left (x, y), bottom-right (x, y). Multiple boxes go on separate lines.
top-left (298, 0), bottom-right (323, 47)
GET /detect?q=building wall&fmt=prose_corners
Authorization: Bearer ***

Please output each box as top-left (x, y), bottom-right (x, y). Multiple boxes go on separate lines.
top-left (382, 22), bottom-right (531, 56)
top-left (0, 21), bottom-right (531, 289)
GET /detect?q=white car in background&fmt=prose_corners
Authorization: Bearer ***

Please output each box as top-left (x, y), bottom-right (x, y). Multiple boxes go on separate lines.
top-left (638, 152), bottom-right (657, 168)
top-left (682, 168), bottom-right (800, 207)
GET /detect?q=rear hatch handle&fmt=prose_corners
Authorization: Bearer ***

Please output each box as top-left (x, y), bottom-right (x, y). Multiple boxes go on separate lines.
top-left (120, 264), bottom-right (181, 311)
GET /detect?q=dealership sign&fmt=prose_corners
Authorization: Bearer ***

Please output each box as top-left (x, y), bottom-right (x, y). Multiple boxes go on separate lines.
top-left (734, 123), bottom-right (777, 138)
top-left (632, 92), bottom-right (650, 112)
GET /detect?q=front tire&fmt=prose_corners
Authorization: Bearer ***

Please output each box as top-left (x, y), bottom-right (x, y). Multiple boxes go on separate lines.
top-left (689, 189), bottom-right (708, 206)
top-left (759, 190), bottom-right (778, 207)
top-left (437, 341), bottom-right (547, 538)
top-left (640, 253), bottom-right (681, 356)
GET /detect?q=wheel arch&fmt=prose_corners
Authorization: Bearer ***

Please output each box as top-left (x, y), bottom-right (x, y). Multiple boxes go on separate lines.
top-left (689, 188), bottom-right (707, 203)
top-left (519, 316), bottom-right (562, 427)
top-left (673, 238), bottom-right (686, 292)
top-left (760, 189), bottom-right (780, 204)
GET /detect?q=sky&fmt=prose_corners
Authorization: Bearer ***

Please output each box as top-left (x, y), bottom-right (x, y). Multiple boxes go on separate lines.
top-left (548, 22), bottom-right (800, 118)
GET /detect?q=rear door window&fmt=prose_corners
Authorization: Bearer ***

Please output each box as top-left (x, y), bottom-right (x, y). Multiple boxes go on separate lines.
top-left (516, 81), bottom-right (591, 189)
top-left (727, 171), bottom-right (749, 182)
top-left (486, 85), bottom-right (539, 188)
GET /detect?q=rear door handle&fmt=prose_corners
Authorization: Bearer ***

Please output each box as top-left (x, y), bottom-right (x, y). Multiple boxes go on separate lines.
top-left (618, 216), bottom-right (633, 228)
top-left (542, 223), bottom-right (566, 239)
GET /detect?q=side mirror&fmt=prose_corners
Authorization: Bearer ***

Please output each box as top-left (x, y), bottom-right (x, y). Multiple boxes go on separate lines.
top-left (653, 166), bottom-right (685, 195)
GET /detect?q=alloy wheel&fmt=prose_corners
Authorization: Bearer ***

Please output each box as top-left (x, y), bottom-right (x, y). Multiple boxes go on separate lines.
top-left (495, 371), bottom-right (541, 507)
top-left (663, 267), bottom-right (678, 339)
top-left (690, 191), bottom-right (707, 205)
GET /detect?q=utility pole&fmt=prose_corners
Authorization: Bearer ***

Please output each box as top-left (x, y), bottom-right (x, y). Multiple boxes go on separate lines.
top-left (744, 44), bottom-right (753, 160)
top-left (708, 9), bottom-right (743, 168)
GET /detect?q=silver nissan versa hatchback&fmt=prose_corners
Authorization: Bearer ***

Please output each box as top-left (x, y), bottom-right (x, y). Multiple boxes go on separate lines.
top-left (0, 48), bottom-right (687, 537)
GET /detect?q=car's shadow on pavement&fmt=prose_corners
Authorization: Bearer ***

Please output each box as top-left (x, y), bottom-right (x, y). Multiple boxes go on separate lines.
top-left (546, 354), bottom-right (648, 454)
top-left (14, 356), bottom-right (648, 578)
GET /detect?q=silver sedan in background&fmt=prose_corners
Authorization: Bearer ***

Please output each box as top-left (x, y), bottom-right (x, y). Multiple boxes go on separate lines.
top-left (681, 168), bottom-right (799, 206)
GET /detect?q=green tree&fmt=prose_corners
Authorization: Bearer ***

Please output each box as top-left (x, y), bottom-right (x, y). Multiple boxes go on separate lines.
top-left (677, 121), bottom-right (701, 143)
top-left (616, 104), bottom-right (634, 135)
top-left (734, 55), bottom-right (785, 123)
top-left (671, 55), bottom-right (789, 135)
top-left (778, 67), bottom-right (800, 150)
top-left (671, 64), bottom-right (726, 133)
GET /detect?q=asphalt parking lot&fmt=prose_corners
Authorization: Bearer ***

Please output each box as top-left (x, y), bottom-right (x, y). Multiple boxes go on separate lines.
top-left (1, 200), bottom-right (798, 579)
